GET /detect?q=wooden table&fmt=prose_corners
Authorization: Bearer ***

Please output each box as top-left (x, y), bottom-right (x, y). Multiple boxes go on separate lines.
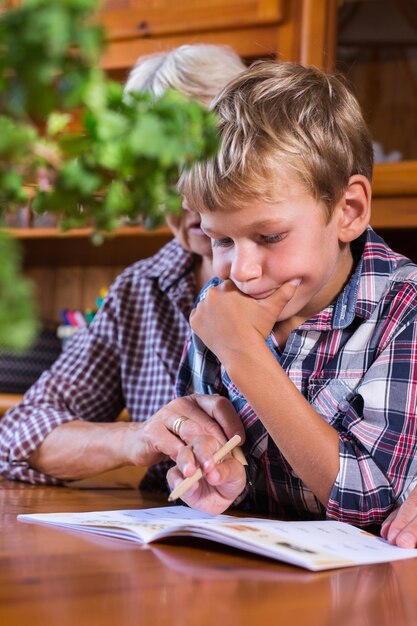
top-left (1, 481), bottom-right (417, 626)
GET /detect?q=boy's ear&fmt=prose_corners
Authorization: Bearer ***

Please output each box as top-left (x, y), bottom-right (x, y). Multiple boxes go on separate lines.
top-left (337, 175), bottom-right (371, 243)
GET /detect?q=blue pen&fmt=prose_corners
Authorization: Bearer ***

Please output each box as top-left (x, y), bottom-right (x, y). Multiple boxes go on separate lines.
top-left (61, 309), bottom-right (71, 326)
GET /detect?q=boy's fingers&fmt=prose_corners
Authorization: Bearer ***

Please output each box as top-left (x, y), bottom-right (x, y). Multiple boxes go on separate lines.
top-left (389, 513), bottom-right (417, 548)
top-left (380, 510), bottom-right (397, 539)
top-left (166, 465), bottom-right (199, 500)
top-left (395, 530), bottom-right (417, 549)
top-left (206, 457), bottom-right (244, 484)
top-left (267, 278), bottom-right (301, 307)
top-left (205, 458), bottom-right (246, 498)
top-left (383, 489), bottom-right (417, 547)
top-left (252, 278), bottom-right (301, 333)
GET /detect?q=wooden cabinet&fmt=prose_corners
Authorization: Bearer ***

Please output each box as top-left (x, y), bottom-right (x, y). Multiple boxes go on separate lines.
top-left (8, 0), bottom-right (417, 321)
top-left (98, 0), bottom-right (285, 41)
top-left (99, 0), bottom-right (288, 72)
top-left (333, 0), bottom-right (417, 259)
top-left (98, 0), bottom-right (417, 229)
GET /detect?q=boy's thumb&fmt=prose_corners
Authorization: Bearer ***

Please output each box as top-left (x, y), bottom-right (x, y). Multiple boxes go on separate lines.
top-left (269, 278), bottom-right (301, 308)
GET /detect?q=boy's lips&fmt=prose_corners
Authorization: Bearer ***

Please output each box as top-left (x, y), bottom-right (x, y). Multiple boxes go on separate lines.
top-left (244, 288), bottom-right (279, 300)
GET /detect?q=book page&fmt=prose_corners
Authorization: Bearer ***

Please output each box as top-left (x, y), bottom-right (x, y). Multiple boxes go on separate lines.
top-left (186, 517), bottom-right (415, 570)
top-left (18, 506), bottom-right (417, 571)
top-left (18, 506), bottom-right (230, 543)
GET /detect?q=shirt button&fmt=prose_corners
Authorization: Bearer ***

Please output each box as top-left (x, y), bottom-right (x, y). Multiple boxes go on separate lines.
top-left (338, 400), bottom-right (350, 413)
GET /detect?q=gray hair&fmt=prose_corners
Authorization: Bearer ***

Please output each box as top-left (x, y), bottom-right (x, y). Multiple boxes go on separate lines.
top-left (123, 44), bottom-right (245, 106)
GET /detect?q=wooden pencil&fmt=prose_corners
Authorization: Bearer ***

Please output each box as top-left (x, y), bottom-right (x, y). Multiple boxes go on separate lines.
top-left (168, 434), bottom-right (244, 502)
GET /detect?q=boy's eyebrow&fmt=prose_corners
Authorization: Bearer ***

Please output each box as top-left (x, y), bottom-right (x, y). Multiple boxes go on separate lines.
top-left (202, 219), bottom-right (288, 235)
top-left (200, 225), bottom-right (223, 236)
top-left (251, 219), bottom-right (289, 229)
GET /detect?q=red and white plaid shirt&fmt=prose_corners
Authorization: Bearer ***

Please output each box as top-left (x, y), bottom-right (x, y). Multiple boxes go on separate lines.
top-left (0, 239), bottom-right (197, 484)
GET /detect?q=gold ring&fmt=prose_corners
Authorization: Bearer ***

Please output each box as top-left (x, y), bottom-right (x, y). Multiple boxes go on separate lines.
top-left (172, 416), bottom-right (189, 438)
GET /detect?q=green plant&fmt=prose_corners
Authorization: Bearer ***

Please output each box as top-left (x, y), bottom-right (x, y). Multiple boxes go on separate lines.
top-left (0, 0), bottom-right (218, 349)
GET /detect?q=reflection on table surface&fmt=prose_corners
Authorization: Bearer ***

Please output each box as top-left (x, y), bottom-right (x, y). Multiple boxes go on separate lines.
top-left (0, 480), bottom-right (416, 626)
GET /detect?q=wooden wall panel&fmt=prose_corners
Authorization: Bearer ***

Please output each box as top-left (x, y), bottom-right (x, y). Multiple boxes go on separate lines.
top-left (25, 267), bottom-right (57, 322)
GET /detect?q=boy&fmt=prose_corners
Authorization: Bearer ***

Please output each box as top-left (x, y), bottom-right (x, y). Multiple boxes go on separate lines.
top-left (166, 61), bottom-right (417, 528)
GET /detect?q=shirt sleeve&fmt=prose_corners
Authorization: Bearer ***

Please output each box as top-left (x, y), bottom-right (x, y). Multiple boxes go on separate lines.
top-left (176, 277), bottom-right (226, 398)
top-left (175, 333), bottom-right (225, 398)
top-left (0, 286), bottom-right (124, 484)
top-left (327, 318), bottom-right (417, 526)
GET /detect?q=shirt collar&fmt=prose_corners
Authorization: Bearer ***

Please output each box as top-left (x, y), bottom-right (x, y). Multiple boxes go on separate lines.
top-left (302, 227), bottom-right (409, 331)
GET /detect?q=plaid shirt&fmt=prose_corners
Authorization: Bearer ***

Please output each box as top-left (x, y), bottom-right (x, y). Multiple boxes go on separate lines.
top-left (0, 239), bottom-right (196, 485)
top-left (176, 228), bottom-right (417, 528)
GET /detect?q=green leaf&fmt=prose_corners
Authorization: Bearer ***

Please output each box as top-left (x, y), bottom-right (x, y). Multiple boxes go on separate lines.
top-left (0, 0), bottom-right (220, 349)
top-left (0, 233), bottom-right (38, 350)
top-left (46, 112), bottom-right (72, 136)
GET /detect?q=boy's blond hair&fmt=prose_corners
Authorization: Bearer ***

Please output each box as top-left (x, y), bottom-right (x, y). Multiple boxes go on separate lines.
top-left (124, 44), bottom-right (245, 107)
top-left (179, 61), bottom-right (374, 219)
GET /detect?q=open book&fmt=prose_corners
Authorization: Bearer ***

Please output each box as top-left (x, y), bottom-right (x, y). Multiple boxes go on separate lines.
top-left (18, 505), bottom-right (417, 572)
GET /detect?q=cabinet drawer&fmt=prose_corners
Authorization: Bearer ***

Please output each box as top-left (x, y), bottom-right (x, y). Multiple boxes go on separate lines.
top-left (98, 0), bottom-right (285, 41)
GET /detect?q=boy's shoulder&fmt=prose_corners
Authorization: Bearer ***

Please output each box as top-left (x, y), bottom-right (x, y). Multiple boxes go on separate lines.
top-left (360, 227), bottom-right (417, 290)
top-left (384, 261), bottom-right (417, 320)
top-left (389, 262), bottom-right (417, 285)
top-left (360, 229), bottom-right (417, 328)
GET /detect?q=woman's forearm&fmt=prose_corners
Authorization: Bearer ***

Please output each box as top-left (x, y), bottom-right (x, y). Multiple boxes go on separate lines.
top-left (28, 394), bottom-right (245, 482)
top-left (28, 420), bottom-right (142, 480)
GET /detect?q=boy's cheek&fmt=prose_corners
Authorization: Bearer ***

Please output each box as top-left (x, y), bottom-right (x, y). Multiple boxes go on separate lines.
top-left (212, 260), bottom-right (230, 280)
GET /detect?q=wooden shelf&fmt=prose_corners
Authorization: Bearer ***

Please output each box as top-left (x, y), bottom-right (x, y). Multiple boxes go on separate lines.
top-left (3, 225), bottom-right (171, 241)
top-left (5, 226), bottom-right (173, 268)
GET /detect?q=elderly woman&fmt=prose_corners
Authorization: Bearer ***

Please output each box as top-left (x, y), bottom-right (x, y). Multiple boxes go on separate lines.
top-left (0, 44), bottom-right (245, 488)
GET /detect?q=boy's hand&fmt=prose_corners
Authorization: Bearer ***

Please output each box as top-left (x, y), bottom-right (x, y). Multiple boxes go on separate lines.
top-left (190, 278), bottom-right (300, 362)
top-left (166, 434), bottom-right (246, 515)
top-left (381, 487), bottom-right (417, 548)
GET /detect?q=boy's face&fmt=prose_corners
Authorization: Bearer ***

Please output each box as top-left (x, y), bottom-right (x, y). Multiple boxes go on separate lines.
top-left (199, 179), bottom-right (354, 325)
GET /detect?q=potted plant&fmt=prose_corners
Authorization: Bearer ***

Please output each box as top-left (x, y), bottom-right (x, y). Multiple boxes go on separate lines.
top-left (0, 0), bottom-right (217, 348)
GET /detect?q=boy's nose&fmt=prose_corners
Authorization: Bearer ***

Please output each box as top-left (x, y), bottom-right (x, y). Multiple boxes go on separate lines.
top-left (230, 251), bottom-right (262, 283)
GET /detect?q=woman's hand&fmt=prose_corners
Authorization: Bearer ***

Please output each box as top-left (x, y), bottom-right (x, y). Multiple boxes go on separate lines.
top-left (123, 394), bottom-right (245, 467)
top-left (166, 434), bottom-right (246, 515)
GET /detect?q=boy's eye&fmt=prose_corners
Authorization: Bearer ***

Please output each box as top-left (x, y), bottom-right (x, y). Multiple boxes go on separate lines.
top-left (261, 233), bottom-right (286, 244)
top-left (212, 237), bottom-right (233, 248)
